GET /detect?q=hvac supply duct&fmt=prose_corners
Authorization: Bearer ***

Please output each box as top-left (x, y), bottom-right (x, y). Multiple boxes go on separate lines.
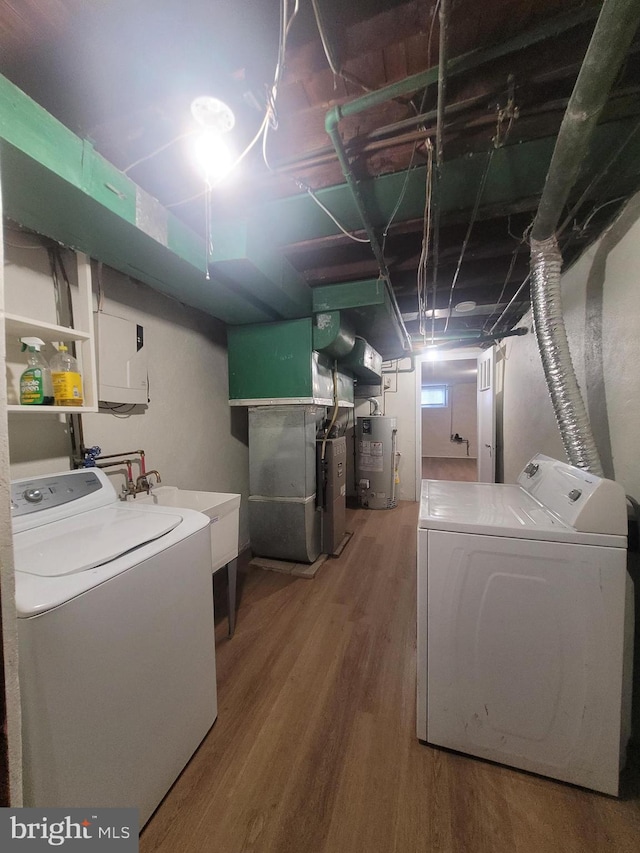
top-left (530, 0), bottom-right (640, 475)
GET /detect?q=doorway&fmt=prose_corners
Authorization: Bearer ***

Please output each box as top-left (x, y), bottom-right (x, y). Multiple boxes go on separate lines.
top-left (419, 355), bottom-right (478, 483)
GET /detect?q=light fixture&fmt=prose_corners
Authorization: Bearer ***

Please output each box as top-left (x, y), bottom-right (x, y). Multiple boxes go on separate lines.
top-left (425, 346), bottom-right (441, 362)
top-left (188, 97), bottom-right (237, 281)
top-left (192, 131), bottom-right (234, 185)
top-left (454, 300), bottom-right (477, 313)
top-left (190, 97), bottom-right (236, 186)
top-left (190, 96), bottom-right (235, 133)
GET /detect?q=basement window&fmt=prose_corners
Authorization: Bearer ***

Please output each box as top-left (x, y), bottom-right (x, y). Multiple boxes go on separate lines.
top-left (421, 384), bottom-right (448, 408)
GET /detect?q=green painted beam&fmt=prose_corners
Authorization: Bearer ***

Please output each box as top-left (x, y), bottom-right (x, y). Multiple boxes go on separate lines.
top-left (213, 119), bottom-right (640, 248)
top-left (312, 279), bottom-right (386, 312)
top-left (0, 73), bottom-right (277, 325)
top-left (209, 220), bottom-right (311, 318)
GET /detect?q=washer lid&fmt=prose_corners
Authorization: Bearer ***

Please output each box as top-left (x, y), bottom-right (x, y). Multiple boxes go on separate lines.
top-left (418, 480), bottom-right (624, 545)
top-left (13, 506), bottom-right (182, 576)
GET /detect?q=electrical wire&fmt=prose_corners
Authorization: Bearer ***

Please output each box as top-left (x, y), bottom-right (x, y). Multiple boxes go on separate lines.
top-left (575, 195), bottom-right (628, 234)
top-left (297, 180), bottom-right (370, 243)
top-left (311, 0), bottom-right (371, 93)
top-left (4, 238), bottom-right (45, 250)
top-left (262, 0), bottom-right (299, 172)
top-left (321, 364), bottom-right (340, 462)
top-left (167, 112), bottom-right (269, 207)
top-left (418, 0), bottom-right (442, 341)
top-left (170, 0), bottom-right (297, 208)
top-left (443, 147), bottom-right (494, 332)
top-left (122, 131), bottom-right (195, 174)
top-left (382, 140), bottom-right (419, 254)
top-left (557, 121), bottom-right (640, 237)
top-left (482, 230), bottom-right (527, 332)
top-left (488, 272), bottom-right (531, 335)
top-left (417, 139), bottom-right (435, 337)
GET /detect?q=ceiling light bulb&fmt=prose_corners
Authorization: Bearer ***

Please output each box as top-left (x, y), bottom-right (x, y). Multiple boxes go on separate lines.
top-left (192, 131), bottom-right (234, 185)
top-left (454, 300), bottom-right (477, 313)
top-left (190, 97), bottom-right (235, 133)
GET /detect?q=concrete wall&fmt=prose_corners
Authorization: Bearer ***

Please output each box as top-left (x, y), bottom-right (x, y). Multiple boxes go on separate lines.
top-left (502, 190), bottom-right (640, 495)
top-left (4, 244), bottom-right (250, 547)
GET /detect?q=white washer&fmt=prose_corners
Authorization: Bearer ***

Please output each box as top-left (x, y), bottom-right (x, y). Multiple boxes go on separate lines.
top-left (12, 468), bottom-right (217, 826)
top-left (417, 454), bottom-right (634, 795)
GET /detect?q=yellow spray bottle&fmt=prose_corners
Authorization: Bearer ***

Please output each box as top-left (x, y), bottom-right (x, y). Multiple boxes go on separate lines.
top-left (50, 344), bottom-right (84, 407)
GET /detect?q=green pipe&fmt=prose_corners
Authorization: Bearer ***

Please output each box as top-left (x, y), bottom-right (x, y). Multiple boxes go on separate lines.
top-left (411, 330), bottom-right (482, 342)
top-left (412, 328), bottom-right (528, 343)
top-left (532, 0), bottom-right (640, 240)
top-left (436, 0), bottom-right (449, 167)
top-left (325, 115), bottom-right (411, 354)
top-left (413, 328), bottom-right (528, 348)
top-left (322, 5), bottom-right (599, 357)
top-left (324, 6), bottom-right (599, 133)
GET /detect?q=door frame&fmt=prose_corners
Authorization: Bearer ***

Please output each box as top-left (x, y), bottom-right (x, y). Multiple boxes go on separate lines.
top-left (414, 347), bottom-right (483, 493)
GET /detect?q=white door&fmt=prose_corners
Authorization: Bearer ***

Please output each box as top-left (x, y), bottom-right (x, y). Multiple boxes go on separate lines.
top-left (477, 346), bottom-right (496, 482)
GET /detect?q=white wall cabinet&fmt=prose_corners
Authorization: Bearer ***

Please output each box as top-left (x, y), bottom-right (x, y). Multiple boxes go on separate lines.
top-left (3, 251), bottom-right (98, 413)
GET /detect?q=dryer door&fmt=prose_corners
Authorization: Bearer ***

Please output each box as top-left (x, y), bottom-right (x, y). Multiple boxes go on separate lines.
top-left (425, 529), bottom-right (630, 795)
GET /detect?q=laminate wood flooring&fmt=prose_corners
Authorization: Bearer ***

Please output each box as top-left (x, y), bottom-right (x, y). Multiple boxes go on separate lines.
top-left (140, 503), bottom-right (640, 853)
top-left (422, 457), bottom-right (477, 481)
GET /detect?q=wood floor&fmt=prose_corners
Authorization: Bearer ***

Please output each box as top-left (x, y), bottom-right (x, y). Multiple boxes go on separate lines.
top-left (141, 503), bottom-right (640, 853)
top-left (422, 456), bottom-right (477, 481)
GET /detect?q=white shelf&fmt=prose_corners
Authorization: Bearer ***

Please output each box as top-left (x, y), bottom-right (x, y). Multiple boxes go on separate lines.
top-left (5, 314), bottom-right (91, 343)
top-left (3, 253), bottom-right (98, 411)
top-left (7, 405), bottom-right (99, 414)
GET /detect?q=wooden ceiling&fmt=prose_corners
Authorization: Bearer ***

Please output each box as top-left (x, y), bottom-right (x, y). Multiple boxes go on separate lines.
top-left (1, 0), bottom-right (639, 349)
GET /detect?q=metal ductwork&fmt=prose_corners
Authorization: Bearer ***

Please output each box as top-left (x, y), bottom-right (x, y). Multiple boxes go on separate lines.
top-left (530, 0), bottom-right (640, 474)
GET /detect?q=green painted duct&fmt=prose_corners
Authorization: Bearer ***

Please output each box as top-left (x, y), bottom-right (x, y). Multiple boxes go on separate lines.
top-left (208, 219), bottom-right (311, 319)
top-left (312, 311), bottom-right (356, 359)
top-left (312, 279), bottom-right (405, 359)
top-left (227, 318), bottom-right (354, 406)
top-left (341, 338), bottom-right (383, 384)
top-left (0, 73), bottom-right (297, 326)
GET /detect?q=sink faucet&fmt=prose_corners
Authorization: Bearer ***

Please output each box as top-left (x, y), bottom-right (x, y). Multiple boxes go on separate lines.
top-left (135, 470), bottom-right (161, 495)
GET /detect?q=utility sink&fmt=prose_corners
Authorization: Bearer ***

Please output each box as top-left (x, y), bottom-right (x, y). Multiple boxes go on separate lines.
top-left (134, 486), bottom-right (241, 636)
top-left (135, 486), bottom-right (240, 570)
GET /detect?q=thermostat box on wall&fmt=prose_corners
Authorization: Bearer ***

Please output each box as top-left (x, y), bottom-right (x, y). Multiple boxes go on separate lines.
top-left (94, 311), bottom-right (148, 404)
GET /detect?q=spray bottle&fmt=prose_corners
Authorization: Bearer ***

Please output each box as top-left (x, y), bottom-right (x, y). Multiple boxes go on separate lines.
top-left (19, 338), bottom-right (54, 405)
top-left (50, 344), bottom-right (84, 407)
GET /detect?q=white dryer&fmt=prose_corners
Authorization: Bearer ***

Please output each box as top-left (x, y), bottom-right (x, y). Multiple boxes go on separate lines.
top-left (12, 468), bottom-right (217, 826)
top-left (417, 454), bottom-right (634, 795)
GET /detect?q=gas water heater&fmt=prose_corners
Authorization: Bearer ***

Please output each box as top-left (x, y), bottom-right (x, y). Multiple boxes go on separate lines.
top-left (356, 415), bottom-right (398, 510)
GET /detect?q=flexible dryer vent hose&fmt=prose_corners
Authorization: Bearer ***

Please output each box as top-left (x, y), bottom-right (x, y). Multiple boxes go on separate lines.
top-left (530, 235), bottom-right (603, 475)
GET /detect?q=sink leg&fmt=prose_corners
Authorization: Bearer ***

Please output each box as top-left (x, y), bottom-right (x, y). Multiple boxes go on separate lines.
top-left (227, 558), bottom-right (237, 638)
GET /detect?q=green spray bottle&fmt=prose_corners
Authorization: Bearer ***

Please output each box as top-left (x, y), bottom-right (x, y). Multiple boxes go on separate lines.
top-left (19, 337), bottom-right (54, 405)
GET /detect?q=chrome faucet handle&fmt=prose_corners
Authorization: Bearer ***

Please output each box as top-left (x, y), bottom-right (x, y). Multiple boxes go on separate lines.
top-left (135, 474), bottom-right (151, 494)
